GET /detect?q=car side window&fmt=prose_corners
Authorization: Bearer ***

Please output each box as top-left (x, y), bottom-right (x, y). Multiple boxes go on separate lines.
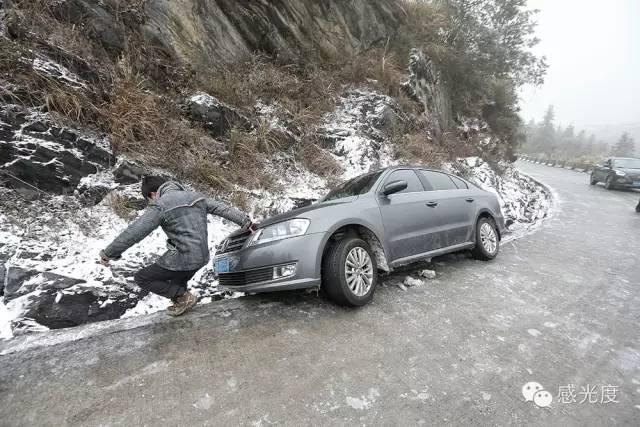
top-left (449, 175), bottom-right (469, 189)
top-left (419, 170), bottom-right (458, 191)
top-left (383, 170), bottom-right (424, 193)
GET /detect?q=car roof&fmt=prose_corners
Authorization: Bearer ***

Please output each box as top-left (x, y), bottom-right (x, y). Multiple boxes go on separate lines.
top-left (611, 157), bottom-right (640, 160)
top-left (382, 165), bottom-right (455, 174)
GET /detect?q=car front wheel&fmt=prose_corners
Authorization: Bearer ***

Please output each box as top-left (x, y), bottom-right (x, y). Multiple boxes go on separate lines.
top-left (605, 175), bottom-right (615, 190)
top-left (590, 174), bottom-right (597, 185)
top-left (472, 217), bottom-right (499, 260)
top-left (322, 237), bottom-right (378, 306)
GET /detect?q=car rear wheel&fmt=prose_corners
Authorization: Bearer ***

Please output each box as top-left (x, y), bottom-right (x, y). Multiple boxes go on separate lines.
top-left (322, 237), bottom-right (378, 306)
top-left (472, 217), bottom-right (499, 260)
top-left (590, 174), bottom-right (597, 185)
top-left (605, 175), bottom-right (614, 190)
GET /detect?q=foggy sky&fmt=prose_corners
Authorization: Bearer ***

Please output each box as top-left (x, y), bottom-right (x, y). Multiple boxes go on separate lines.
top-left (520, 0), bottom-right (640, 138)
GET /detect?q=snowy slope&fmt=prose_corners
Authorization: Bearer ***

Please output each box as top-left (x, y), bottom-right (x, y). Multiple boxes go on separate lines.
top-left (0, 89), bottom-right (551, 340)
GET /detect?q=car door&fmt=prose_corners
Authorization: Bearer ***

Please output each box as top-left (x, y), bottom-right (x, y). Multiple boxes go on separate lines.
top-left (377, 169), bottom-right (436, 261)
top-left (418, 170), bottom-right (475, 248)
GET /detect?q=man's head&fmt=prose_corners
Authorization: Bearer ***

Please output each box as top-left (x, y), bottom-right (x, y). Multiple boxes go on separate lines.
top-left (141, 176), bottom-right (168, 201)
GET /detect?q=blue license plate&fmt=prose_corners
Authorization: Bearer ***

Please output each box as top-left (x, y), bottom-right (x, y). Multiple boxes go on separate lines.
top-left (215, 258), bottom-right (229, 274)
top-left (634, 181), bottom-right (640, 186)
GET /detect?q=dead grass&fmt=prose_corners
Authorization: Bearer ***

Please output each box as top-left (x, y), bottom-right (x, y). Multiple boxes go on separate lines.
top-left (107, 192), bottom-right (136, 220)
top-left (297, 139), bottom-right (343, 184)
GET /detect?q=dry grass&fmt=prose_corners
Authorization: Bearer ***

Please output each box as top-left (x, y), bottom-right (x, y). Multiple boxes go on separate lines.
top-left (297, 139), bottom-right (343, 183)
top-left (107, 192), bottom-right (136, 220)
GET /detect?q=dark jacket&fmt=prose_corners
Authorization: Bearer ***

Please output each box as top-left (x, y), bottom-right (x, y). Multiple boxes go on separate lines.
top-left (102, 181), bottom-right (250, 271)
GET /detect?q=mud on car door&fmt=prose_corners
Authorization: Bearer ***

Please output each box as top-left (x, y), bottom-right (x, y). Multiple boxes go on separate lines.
top-left (417, 170), bottom-right (475, 247)
top-left (377, 169), bottom-right (437, 261)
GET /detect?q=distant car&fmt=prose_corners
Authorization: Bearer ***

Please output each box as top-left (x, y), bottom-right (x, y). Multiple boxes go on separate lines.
top-left (591, 157), bottom-right (640, 190)
top-left (213, 166), bottom-right (506, 306)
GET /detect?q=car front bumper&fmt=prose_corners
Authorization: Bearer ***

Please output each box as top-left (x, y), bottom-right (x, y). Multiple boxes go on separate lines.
top-left (613, 177), bottom-right (640, 188)
top-left (213, 232), bottom-right (326, 293)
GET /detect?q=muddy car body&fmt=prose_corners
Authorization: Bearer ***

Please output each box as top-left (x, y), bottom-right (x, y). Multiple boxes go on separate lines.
top-left (213, 166), bottom-right (506, 306)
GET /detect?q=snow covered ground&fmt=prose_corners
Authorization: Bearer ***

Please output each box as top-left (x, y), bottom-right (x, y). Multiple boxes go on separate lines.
top-left (0, 89), bottom-right (552, 340)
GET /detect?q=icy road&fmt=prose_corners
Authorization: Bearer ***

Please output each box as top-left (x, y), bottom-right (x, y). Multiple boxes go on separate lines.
top-left (1, 162), bottom-right (639, 426)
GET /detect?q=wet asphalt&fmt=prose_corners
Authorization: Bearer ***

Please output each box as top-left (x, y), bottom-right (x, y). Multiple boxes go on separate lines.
top-left (1, 161), bottom-right (639, 426)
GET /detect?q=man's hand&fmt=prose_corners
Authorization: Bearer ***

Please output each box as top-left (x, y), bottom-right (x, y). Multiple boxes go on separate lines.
top-left (98, 251), bottom-right (111, 266)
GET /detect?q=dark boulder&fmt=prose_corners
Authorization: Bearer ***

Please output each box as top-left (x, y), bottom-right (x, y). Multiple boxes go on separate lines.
top-left (3, 267), bottom-right (85, 302)
top-left (113, 160), bottom-right (147, 184)
top-left (76, 183), bottom-right (112, 206)
top-left (3, 267), bottom-right (145, 330)
top-left (185, 93), bottom-right (253, 137)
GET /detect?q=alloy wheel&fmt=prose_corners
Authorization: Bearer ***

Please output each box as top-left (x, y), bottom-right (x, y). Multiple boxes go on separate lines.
top-left (480, 222), bottom-right (497, 254)
top-left (344, 247), bottom-right (374, 297)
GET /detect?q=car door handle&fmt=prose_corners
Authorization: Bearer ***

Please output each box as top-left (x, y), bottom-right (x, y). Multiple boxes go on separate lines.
top-left (465, 198), bottom-right (475, 203)
top-left (426, 201), bottom-right (438, 207)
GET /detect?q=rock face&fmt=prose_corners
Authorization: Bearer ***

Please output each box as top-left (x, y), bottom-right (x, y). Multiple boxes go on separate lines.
top-left (0, 105), bottom-right (114, 196)
top-left (143, 0), bottom-right (401, 68)
top-left (404, 49), bottom-right (453, 133)
top-left (318, 89), bottom-right (404, 178)
top-left (42, 0), bottom-right (401, 70)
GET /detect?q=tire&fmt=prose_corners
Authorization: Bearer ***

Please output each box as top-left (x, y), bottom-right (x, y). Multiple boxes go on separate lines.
top-left (605, 175), bottom-right (615, 190)
top-left (590, 174), bottom-right (597, 185)
top-left (322, 237), bottom-right (378, 307)
top-left (636, 202), bottom-right (640, 213)
top-left (472, 217), bottom-right (500, 261)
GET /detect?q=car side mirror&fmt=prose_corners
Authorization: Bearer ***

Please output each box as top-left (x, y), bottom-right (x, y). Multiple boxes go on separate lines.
top-left (382, 180), bottom-right (408, 196)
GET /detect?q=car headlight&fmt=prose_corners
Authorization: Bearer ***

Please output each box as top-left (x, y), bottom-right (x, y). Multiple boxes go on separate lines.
top-left (615, 170), bottom-right (626, 176)
top-left (249, 219), bottom-right (310, 246)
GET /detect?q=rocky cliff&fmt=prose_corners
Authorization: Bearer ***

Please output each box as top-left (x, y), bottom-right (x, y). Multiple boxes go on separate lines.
top-left (144, 0), bottom-right (401, 68)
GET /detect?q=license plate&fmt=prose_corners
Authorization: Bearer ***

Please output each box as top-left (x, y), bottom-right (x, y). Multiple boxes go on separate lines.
top-left (634, 181), bottom-right (640, 186)
top-left (215, 258), bottom-right (229, 274)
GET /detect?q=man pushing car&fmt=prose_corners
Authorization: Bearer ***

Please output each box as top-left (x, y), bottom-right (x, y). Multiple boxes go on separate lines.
top-left (99, 176), bottom-right (254, 316)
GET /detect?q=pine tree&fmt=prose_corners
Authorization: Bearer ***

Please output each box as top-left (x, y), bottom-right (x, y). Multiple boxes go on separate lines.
top-left (611, 133), bottom-right (636, 157)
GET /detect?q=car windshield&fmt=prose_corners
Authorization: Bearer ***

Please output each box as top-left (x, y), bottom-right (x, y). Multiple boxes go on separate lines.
top-left (323, 170), bottom-right (383, 201)
top-left (614, 159), bottom-right (640, 169)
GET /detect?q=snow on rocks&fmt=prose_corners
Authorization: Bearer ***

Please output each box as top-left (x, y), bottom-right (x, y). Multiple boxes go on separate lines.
top-left (32, 57), bottom-right (88, 90)
top-left (449, 157), bottom-right (552, 239)
top-left (318, 89), bottom-right (401, 179)
top-left (403, 276), bottom-right (424, 287)
top-left (418, 269), bottom-right (437, 280)
top-left (0, 104), bottom-right (114, 196)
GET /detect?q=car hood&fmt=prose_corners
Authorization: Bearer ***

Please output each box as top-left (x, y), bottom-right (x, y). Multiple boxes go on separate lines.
top-left (258, 197), bottom-right (357, 228)
top-left (615, 167), bottom-right (640, 175)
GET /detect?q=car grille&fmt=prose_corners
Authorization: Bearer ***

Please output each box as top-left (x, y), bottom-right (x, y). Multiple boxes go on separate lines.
top-left (217, 231), bottom-right (251, 254)
top-left (218, 267), bottom-right (273, 287)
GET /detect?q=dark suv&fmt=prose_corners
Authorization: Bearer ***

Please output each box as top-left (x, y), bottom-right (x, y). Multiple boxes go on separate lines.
top-left (591, 157), bottom-right (640, 190)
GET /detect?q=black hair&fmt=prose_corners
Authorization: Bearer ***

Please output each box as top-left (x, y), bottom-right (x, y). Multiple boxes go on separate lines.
top-left (141, 176), bottom-right (168, 199)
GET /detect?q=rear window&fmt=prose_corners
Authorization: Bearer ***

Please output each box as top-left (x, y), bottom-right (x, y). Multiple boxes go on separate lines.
top-left (450, 175), bottom-right (469, 189)
top-left (419, 170), bottom-right (457, 191)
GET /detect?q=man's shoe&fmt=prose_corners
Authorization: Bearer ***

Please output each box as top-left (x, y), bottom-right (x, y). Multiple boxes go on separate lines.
top-left (167, 291), bottom-right (197, 317)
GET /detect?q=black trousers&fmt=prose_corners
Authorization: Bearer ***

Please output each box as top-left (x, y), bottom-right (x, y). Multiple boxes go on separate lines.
top-left (134, 263), bottom-right (199, 300)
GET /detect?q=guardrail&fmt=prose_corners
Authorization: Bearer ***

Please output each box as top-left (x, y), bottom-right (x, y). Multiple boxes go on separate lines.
top-left (517, 155), bottom-right (596, 174)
